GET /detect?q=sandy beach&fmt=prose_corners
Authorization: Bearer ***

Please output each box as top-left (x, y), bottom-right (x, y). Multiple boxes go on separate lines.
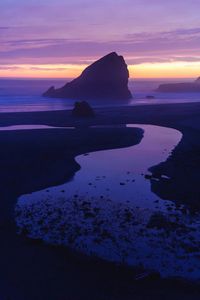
top-left (1, 102), bottom-right (200, 299)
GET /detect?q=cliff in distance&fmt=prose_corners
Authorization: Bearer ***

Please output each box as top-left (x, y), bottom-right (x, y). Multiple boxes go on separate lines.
top-left (157, 77), bottom-right (200, 93)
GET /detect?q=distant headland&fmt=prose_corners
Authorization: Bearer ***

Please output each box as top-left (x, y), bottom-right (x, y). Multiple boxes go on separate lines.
top-left (157, 77), bottom-right (200, 93)
top-left (43, 52), bottom-right (132, 101)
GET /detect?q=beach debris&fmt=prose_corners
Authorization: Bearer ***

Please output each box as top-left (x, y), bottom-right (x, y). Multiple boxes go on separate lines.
top-left (134, 270), bottom-right (160, 281)
top-left (15, 193), bottom-right (200, 280)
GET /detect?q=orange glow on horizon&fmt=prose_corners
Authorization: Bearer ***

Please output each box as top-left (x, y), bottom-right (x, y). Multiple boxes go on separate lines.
top-left (131, 62), bottom-right (200, 79)
top-left (0, 64), bottom-right (86, 79)
top-left (1, 62), bottom-right (200, 79)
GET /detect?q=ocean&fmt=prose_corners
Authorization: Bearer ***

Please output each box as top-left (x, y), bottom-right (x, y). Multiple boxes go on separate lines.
top-left (0, 78), bottom-right (200, 113)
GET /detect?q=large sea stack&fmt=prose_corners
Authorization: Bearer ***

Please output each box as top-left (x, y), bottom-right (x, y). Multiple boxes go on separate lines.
top-left (157, 77), bottom-right (200, 93)
top-left (43, 52), bottom-right (132, 101)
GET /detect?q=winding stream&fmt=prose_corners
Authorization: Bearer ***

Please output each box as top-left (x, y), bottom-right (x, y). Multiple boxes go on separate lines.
top-left (15, 125), bottom-right (200, 280)
top-left (17, 124), bottom-right (182, 210)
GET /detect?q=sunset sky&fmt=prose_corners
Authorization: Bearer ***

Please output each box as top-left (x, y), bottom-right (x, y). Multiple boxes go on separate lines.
top-left (1, 0), bottom-right (200, 79)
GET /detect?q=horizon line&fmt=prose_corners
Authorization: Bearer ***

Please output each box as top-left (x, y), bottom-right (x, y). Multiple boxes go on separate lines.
top-left (0, 76), bottom-right (197, 81)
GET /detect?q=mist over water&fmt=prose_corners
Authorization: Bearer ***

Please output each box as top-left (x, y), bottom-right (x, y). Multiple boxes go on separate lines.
top-left (0, 78), bottom-right (72, 112)
top-left (0, 78), bottom-right (199, 112)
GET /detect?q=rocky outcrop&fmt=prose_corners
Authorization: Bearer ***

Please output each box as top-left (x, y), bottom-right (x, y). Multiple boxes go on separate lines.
top-left (157, 77), bottom-right (200, 93)
top-left (43, 52), bottom-right (132, 101)
top-left (72, 101), bottom-right (94, 117)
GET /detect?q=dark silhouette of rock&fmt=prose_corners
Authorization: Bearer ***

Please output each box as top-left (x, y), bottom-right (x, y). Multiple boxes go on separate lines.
top-left (43, 52), bottom-right (132, 101)
top-left (157, 77), bottom-right (200, 93)
top-left (72, 101), bottom-right (95, 117)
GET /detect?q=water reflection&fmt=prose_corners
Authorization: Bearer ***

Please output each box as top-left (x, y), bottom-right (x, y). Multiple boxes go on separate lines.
top-left (17, 124), bottom-right (182, 210)
top-left (15, 125), bottom-right (200, 280)
top-left (0, 124), bottom-right (74, 131)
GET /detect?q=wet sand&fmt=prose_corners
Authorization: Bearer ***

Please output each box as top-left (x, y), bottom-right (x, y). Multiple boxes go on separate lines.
top-left (0, 102), bottom-right (200, 299)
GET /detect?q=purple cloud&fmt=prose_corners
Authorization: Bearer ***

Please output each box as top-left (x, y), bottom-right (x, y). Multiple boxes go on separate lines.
top-left (1, 27), bottom-right (200, 65)
top-left (1, 0), bottom-right (200, 66)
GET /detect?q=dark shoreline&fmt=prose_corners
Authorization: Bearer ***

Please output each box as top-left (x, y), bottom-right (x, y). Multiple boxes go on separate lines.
top-left (0, 102), bottom-right (200, 299)
top-left (1, 101), bottom-right (200, 127)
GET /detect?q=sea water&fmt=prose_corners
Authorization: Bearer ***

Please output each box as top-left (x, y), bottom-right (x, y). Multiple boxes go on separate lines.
top-left (0, 78), bottom-right (200, 112)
